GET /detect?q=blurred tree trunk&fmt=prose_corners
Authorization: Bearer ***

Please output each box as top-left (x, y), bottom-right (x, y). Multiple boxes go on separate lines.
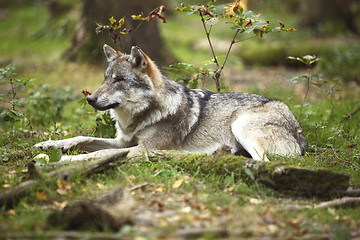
top-left (299, 0), bottom-right (358, 35)
top-left (63, 0), bottom-right (176, 66)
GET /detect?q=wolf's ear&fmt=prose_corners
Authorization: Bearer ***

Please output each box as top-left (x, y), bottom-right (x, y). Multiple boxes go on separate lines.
top-left (131, 46), bottom-right (163, 88)
top-left (130, 46), bottom-right (148, 69)
top-left (103, 44), bottom-right (121, 62)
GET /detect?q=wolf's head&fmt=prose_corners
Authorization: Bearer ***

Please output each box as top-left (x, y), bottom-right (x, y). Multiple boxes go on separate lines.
top-left (87, 45), bottom-right (163, 112)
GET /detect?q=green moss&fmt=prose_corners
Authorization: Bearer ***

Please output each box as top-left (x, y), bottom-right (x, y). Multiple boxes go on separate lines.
top-left (156, 152), bottom-right (350, 197)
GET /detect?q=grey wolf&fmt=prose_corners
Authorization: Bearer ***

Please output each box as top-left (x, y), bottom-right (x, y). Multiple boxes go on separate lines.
top-left (35, 44), bottom-right (307, 161)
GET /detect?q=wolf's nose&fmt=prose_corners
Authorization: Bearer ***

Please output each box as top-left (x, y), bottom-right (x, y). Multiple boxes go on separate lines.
top-left (86, 95), bottom-right (97, 106)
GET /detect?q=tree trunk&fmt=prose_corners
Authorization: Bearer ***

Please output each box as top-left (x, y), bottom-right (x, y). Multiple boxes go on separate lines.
top-left (63, 0), bottom-right (176, 66)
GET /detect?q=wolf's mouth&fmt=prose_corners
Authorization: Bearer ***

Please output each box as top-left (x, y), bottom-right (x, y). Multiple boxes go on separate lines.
top-left (89, 102), bottom-right (120, 111)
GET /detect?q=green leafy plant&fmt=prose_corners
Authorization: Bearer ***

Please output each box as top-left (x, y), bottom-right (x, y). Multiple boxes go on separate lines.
top-left (24, 84), bottom-right (75, 127)
top-left (0, 64), bottom-right (35, 134)
top-left (175, 0), bottom-right (295, 91)
top-left (287, 55), bottom-right (320, 100)
top-left (288, 55), bottom-right (343, 100)
top-left (164, 60), bottom-right (216, 89)
top-left (79, 90), bottom-right (116, 138)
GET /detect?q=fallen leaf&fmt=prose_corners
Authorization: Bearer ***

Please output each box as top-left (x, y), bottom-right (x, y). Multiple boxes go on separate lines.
top-left (95, 183), bottom-right (104, 189)
top-left (224, 185), bottom-right (235, 192)
top-left (8, 170), bottom-right (16, 177)
top-left (172, 179), bottom-right (183, 189)
top-left (35, 191), bottom-right (47, 201)
top-left (152, 185), bottom-right (165, 194)
top-left (3, 183), bottom-right (10, 188)
top-left (7, 209), bottom-right (16, 216)
top-left (180, 206), bottom-right (192, 213)
top-left (64, 181), bottom-right (72, 190)
top-left (52, 201), bottom-right (68, 210)
top-left (56, 188), bottom-right (67, 195)
top-left (289, 219), bottom-right (300, 228)
top-left (249, 198), bottom-right (263, 205)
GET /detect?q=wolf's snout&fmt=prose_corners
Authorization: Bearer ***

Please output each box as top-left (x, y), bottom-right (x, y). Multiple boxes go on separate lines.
top-left (86, 95), bottom-right (97, 106)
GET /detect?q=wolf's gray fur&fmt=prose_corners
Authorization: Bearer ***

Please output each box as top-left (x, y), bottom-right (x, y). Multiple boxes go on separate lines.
top-left (35, 45), bottom-right (307, 161)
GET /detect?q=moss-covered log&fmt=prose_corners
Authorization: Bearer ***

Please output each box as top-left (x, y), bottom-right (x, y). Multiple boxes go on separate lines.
top-left (147, 151), bottom-right (350, 197)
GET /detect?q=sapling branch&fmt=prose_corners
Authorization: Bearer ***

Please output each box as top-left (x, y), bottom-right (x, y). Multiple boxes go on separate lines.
top-left (200, 12), bottom-right (219, 69)
top-left (217, 29), bottom-right (240, 81)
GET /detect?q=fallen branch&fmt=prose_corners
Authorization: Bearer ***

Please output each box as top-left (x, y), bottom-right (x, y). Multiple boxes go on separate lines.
top-left (343, 188), bottom-right (360, 197)
top-left (282, 197), bottom-right (360, 211)
top-left (0, 149), bottom-right (129, 209)
top-left (342, 104), bottom-right (360, 121)
top-left (314, 197), bottom-right (360, 209)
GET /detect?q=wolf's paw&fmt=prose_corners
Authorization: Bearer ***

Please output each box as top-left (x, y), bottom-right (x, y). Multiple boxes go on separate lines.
top-left (34, 140), bottom-right (69, 152)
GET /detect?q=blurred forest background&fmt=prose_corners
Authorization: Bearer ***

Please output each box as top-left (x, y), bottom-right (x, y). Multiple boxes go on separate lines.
top-left (0, 0), bottom-right (359, 93)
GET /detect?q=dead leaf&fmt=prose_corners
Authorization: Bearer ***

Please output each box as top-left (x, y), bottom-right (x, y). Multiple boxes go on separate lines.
top-left (249, 198), bottom-right (263, 205)
top-left (7, 170), bottom-right (16, 177)
top-left (56, 180), bottom-right (72, 195)
top-left (245, 20), bottom-right (252, 28)
top-left (64, 181), bottom-right (72, 190)
top-left (7, 209), bottom-right (16, 216)
top-left (61, 130), bottom-right (69, 136)
top-left (3, 183), bottom-right (10, 188)
top-left (82, 90), bottom-right (92, 97)
top-left (172, 179), bottom-right (183, 189)
top-left (180, 206), bottom-right (192, 213)
top-left (52, 201), bottom-right (68, 210)
top-left (289, 219), bottom-right (300, 228)
top-left (56, 188), bottom-right (67, 195)
top-left (233, 0), bottom-right (241, 13)
top-left (224, 185), bottom-right (235, 192)
top-left (152, 185), bottom-right (165, 194)
top-left (95, 183), bottom-right (104, 189)
top-left (35, 191), bottom-right (47, 201)
top-left (278, 20), bottom-right (285, 29)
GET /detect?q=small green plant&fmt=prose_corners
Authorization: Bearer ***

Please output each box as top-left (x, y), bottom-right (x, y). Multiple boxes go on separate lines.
top-left (287, 55), bottom-right (320, 100)
top-left (288, 55), bottom-right (343, 101)
top-left (79, 90), bottom-right (116, 138)
top-left (164, 60), bottom-right (215, 89)
top-left (24, 84), bottom-right (75, 127)
top-left (175, 0), bottom-right (295, 91)
top-left (0, 64), bottom-right (35, 134)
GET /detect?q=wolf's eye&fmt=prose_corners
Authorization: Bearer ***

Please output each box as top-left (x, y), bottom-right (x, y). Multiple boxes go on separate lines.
top-left (112, 73), bottom-right (124, 81)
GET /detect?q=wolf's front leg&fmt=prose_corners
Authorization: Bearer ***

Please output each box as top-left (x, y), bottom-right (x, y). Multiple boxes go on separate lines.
top-left (34, 136), bottom-right (129, 152)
